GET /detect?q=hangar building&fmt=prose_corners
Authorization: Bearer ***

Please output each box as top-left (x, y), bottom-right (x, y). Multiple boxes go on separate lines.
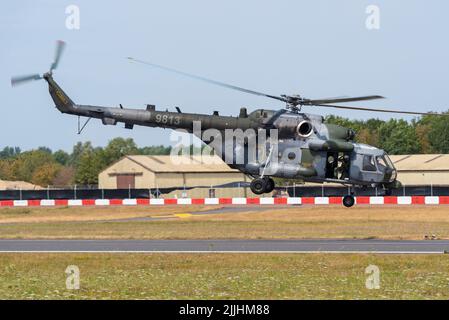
top-left (98, 153), bottom-right (449, 198)
top-left (98, 155), bottom-right (257, 198)
top-left (390, 154), bottom-right (449, 185)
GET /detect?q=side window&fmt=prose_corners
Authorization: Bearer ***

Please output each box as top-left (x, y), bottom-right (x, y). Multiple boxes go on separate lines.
top-left (362, 155), bottom-right (377, 171)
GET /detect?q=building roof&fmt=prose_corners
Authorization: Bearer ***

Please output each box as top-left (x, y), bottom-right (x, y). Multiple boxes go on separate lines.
top-left (0, 180), bottom-right (43, 190)
top-left (124, 155), bottom-right (240, 173)
top-left (105, 154), bottom-right (449, 175)
top-left (389, 154), bottom-right (449, 171)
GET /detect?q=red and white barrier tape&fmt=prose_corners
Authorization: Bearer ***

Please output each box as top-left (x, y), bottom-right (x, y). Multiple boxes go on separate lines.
top-left (0, 196), bottom-right (449, 207)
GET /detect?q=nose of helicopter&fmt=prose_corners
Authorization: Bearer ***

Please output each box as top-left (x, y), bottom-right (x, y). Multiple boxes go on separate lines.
top-left (380, 153), bottom-right (397, 183)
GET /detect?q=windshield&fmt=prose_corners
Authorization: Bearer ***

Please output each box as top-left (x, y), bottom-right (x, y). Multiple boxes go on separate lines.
top-left (376, 156), bottom-right (387, 171)
top-left (383, 154), bottom-right (395, 169)
top-left (375, 155), bottom-right (395, 172)
top-left (362, 154), bottom-right (396, 172)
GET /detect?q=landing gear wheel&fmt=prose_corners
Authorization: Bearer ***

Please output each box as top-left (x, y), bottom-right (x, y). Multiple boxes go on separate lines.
top-left (264, 177), bottom-right (275, 193)
top-left (343, 195), bottom-right (355, 208)
top-left (250, 178), bottom-right (267, 195)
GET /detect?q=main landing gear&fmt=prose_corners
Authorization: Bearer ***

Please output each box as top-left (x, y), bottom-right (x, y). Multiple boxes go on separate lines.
top-left (250, 177), bottom-right (275, 195)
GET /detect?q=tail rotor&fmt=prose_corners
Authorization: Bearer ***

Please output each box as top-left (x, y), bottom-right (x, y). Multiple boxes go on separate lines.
top-left (11, 40), bottom-right (66, 87)
top-left (49, 40), bottom-right (66, 73)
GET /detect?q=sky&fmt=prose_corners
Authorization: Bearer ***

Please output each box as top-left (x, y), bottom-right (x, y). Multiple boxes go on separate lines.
top-left (1, 0), bottom-right (449, 151)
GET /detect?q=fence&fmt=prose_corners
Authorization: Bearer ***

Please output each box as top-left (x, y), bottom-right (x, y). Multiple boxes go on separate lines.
top-left (1, 183), bottom-right (449, 200)
top-left (287, 184), bottom-right (449, 197)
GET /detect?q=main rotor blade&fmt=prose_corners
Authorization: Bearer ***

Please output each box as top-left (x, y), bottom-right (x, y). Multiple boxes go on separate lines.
top-left (306, 95), bottom-right (385, 105)
top-left (314, 104), bottom-right (448, 116)
top-left (50, 40), bottom-right (66, 71)
top-left (127, 57), bottom-right (287, 103)
top-left (11, 74), bottom-right (42, 87)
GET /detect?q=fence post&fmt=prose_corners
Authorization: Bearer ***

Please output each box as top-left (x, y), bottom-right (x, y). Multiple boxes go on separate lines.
top-left (293, 183), bottom-right (296, 198)
top-left (431, 183), bottom-right (433, 197)
top-left (128, 184), bottom-right (131, 199)
top-left (74, 185), bottom-right (77, 200)
top-left (321, 185), bottom-right (324, 198)
top-left (102, 189), bottom-right (104, 200)
top-left (47, 185), bottom-right (50, 200)
top-left (375, 187), bottom-right (378, 197)
top-left (403, 184), bottom-right (406, 197)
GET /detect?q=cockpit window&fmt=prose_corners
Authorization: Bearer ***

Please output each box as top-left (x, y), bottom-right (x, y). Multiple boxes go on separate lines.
top-left (376, 156), bottom-right (387, 171)
top-left (383, 155), bottom-right (395, 169)
top-left (362, 155), bottom-right (377, 171)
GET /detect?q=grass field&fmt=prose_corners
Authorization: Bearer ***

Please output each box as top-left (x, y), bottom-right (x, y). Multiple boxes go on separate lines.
top-left (1, 253), bottom-right (449, 299)
top-left (2, 206), bottom-right (449, 300)
top-left (1, 205), bottom-right (449, 240)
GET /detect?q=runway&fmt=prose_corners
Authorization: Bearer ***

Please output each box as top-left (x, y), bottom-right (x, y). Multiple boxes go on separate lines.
top-left (0, 239), bottom-right (449, 253)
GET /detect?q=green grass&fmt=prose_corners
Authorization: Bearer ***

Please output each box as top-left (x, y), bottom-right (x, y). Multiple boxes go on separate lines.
top-left (1, 253), bottom-right (449, 299)
top-left (1, 219), bottom-right (449, 240)
top-left (2, 205), bottom-right (449, 240)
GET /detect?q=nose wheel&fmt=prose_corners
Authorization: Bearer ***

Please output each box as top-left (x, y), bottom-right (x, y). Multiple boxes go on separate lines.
top-left (250, 177), bottom-right (275, 195)
top-left (342, 195), bottom-right (355, 208)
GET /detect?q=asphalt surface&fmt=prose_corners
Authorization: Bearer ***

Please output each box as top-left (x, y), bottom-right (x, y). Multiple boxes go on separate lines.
top-left (0, 239), bottom-right (448, 253)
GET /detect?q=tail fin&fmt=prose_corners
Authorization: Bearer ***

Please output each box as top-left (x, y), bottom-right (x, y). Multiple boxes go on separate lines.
top-left (44, 73), bottom-right (76, 114)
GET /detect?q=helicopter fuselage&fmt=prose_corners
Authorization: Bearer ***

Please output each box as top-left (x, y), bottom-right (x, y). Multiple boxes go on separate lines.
top-left (45, 74), bottom-right (398, 192)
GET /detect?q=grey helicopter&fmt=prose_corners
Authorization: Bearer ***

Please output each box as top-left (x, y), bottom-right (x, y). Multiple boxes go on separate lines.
top-left (11, 41), bottom-right (445, 207)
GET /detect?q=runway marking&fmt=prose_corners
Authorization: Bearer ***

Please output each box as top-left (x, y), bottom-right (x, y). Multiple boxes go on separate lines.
top-left (174, 213), bottom-right (193, 218)
top-left (150, 215), bottom-right (176, 219)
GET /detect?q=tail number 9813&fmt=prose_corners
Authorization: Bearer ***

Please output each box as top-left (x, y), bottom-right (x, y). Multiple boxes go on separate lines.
top-left (155, 113), bottom-right (181, 125)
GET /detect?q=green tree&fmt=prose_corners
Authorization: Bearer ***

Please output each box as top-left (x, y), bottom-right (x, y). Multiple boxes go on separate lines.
top-left (74, 148), bottom-right (107, 185)
top-left (31, 163), bottom-right (62, 186)
top-left (0, 160), bottom-right (14, 180)
top-left (0, 146), bottom-right (21, 159)
top-left (103, 137), bottom-right (138, 165)
top-left (139, 145), bottom-right (172, 155)
top-left (37, 146), bottom-right (52, 154)
top-left (69, 141), bottom-right (94, 167)
top-left (53, 150), bottom-right (70, 166)
top-left (418, 112), bottom-right (449, 153)
top-left (10, 150), bottom-right (56, 182)
top-left (378, 119), bottom-right (420, 154)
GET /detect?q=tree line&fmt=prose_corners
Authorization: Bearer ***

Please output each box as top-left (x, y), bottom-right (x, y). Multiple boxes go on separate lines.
top-left (0, 112), bottom-right (448, 187)
top-left (325, 112), bottom-right (449, 155)
top-left (0, 138), bottom-right (171, 187)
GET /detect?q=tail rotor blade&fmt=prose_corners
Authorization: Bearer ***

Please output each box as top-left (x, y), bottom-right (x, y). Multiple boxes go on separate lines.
top-left (50, 40), bottom-right (66, 72)
top-left (11, 74), bottom-right (42, 87)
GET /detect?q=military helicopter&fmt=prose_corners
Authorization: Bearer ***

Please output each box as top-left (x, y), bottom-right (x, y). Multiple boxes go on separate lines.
top-left (11, 41), bottom-right (445, 207)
